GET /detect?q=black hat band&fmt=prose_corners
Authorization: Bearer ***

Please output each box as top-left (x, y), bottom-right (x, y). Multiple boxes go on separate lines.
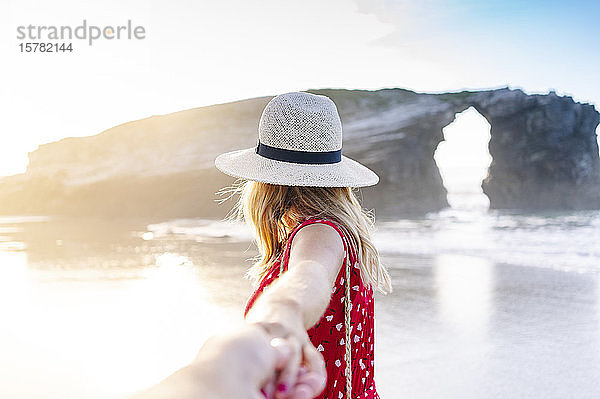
top-left (256, 141), bottom-right (342, 164)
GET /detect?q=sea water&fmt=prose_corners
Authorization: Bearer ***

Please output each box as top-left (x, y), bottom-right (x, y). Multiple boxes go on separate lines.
top-left (144, 205), bottom-right (600, 274)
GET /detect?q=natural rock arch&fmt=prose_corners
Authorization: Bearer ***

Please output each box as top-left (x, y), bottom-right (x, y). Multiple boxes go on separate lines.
top-left (1, 87), bottom-right (598, 218)
top-left (314, 87), bottom-right (600, 215)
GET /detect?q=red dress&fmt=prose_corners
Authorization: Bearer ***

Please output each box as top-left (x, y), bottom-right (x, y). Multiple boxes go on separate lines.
top-left (244, 218), bottom-right (380, 399)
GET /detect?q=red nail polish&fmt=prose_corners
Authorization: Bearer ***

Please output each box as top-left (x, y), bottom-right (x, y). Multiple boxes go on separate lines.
top-left (277, 383), bottom-right (288, 392)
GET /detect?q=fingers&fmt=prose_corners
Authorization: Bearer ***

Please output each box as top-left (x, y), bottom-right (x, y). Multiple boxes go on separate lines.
top-left (270, 337), bottom-right (293, 369)
top-left (291, 371), bottom-right (327, 397)
top-left (301, 343), bottom-right (326, 388)
top-left (279, 343), bottom-right (326, 398)
top-left (262, 338), bottom-right (291, 399)
top-left (283, 368), bottom-right (327, 399)
top-left (286, 350), bottom-right (327, 399)
top-left (273, 334), bottom-right (302, 399)
top-left (273, 341), bottom-right (327, 399)
top-left (288, 384), bottom-right (313, 399)
top-left (258, 330), bottom-right (327, 399)
top-left (261, 380), bottom-right (275, 398)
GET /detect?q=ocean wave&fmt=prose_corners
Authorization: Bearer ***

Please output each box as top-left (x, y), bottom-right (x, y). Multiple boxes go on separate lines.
top-left (375, 208), bottom-right (600, 274)
top-left (146, 218), bottom-right (253, 243)
top-left (143, 208), bottom-right (600, 273)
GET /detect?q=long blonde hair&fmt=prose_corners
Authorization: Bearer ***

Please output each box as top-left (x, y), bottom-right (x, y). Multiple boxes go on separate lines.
top-left (221, 180), bottom-right (392, 295)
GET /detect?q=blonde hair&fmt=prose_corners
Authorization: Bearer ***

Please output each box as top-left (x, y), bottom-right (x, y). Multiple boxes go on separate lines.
top-left (221, 180), bottom-right (393, 295)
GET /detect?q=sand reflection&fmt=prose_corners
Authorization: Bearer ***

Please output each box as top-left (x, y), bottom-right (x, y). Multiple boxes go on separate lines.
top-left (0, 218), bottom-right (252, 399)
top-left (434, 254), bottom-right (493, 335)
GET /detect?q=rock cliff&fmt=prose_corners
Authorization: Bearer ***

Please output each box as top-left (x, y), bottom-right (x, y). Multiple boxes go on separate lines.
top-left (0, 87), bottom-right (598, 219)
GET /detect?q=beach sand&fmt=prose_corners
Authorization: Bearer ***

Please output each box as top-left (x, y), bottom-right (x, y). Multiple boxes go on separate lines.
top-left (375, 253), bottom-right (600, 398)
top-left (0, 218), bottom-right (599, 398)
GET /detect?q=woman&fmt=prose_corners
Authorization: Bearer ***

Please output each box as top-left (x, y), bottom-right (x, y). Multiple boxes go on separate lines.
top-left (215, 92), bottom-right (393, 399)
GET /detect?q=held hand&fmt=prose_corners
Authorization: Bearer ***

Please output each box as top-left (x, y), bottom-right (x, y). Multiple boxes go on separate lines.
top-left (250, 321), bottom-right (327, 399)
top-left (131, 323), bottom-right (295, 399)
top-left (262, 364), bottom-right (327, 399)
top-left (184, 322), bottom-right (325, 399)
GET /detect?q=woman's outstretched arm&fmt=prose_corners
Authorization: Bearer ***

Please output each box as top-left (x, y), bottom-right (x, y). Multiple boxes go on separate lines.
top-left (244, 223), bottom-right (345, 397)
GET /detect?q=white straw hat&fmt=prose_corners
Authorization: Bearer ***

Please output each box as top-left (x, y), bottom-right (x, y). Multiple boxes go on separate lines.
top-left (214, 91), bottom-right (379, 187)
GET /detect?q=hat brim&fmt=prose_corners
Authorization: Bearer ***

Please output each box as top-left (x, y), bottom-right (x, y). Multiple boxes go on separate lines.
top-left (214, 148), bottom-right (379, 188)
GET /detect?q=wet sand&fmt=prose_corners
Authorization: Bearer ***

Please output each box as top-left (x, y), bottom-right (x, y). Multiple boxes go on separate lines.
top-left (375, 253), bottom-right (600, 398)
top-left (0, 218), bottom-right (599, 398)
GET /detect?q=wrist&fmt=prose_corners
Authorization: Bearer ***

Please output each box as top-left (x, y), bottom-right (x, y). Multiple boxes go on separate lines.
top-left (248, 320), bottom-right (293, 339)
top-left (246, 296), bottom-right (305, 328)
top-left (246, 303), bottom-right (306, 339)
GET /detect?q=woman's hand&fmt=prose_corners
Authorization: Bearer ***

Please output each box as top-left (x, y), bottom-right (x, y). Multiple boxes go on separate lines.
top-left (249, 321), bottom-right (326, 399)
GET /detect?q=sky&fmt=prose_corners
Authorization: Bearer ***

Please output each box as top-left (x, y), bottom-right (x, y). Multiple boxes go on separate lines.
top-left (0, 0), bottom-right (599, 177)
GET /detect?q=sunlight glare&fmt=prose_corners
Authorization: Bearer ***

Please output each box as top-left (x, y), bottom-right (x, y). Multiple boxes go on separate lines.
top-left (433, 254), bottom-right (493, 335)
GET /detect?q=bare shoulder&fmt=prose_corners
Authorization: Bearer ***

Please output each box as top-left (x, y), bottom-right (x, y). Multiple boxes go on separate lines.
top-left (291, 223), bottom-right (344, 254)
top-left (288, 222), bottom-right (345, 284)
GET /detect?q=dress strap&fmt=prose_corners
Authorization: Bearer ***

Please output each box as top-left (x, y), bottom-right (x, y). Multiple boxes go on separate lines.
top-left (280, 217), bottom-right (352, 274)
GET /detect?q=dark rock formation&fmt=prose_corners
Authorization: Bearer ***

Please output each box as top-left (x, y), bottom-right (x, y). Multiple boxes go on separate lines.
top-left (0, 87), bottom-right (598, 220)
top-left (310, 87), bottom-right (600, 214)
top-left (466, 90), bottom-right (600, 210)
